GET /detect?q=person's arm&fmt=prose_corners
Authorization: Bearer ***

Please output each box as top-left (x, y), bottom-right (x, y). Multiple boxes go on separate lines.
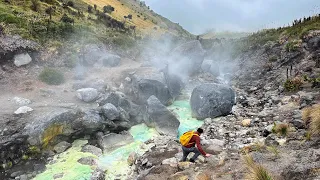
top-left (195, 136), bottom-right (206, 156)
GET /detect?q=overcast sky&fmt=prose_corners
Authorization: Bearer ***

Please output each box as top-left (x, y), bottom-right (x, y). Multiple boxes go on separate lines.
top-left (144, 0), bottom-right (320, 34)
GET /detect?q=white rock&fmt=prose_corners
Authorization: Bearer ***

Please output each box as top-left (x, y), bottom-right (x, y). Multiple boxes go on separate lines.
top-left (162, 157), bottom-right (178, 167)
top-left (12, 97), bottom-right (31, 106)
top-left (14, 53), bottom-right (32, 67)
top-left (76, 88), bottom-right (99, 102)
top-left (14, 106), bottom-right (33, 114)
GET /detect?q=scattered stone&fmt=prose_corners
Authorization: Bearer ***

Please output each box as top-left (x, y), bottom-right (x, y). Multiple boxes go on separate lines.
top-left (177, 162), bottom-right (192, 170)
top-left (12, 97), bottom-right (31, 106)
top-left (290, 119), bottom-right (305, 129)
top-left (242, 119), bottom-right (252, 127)
top-left (91, 168), bottom-right (105, 180)
top-left (81, 145), bottom-right (102, 157)
top-left (11, 171), bottom-right (23, 178)
top-left (101, 103), bottom-right (119, 120)
top-left (77, 157), bottom-right (97, 166)
top-left (53, 173), bottom-right (64, 179)
top-left (53, 141), bottom-right (71, 153)
top-left (14, 53), bottom-right (32, 67)
top-left (168, 172), bottom-right (189, 180)
top-left (127, 152), bottom-right (138, 166)
top-left (14, 106), bottom-right (33, 114)
top-left (19, 174), bottom-right (28, 180)
top-left (162, 157), bottom-right (178, 167)
top-left (76, 88), bottom-right (99, 102)
top-left (195, 172), bottom-right (211, 180)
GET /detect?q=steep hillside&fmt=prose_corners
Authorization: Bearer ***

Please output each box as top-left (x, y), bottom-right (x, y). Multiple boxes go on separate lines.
top-left (0, 0), bottom-right (192, 46)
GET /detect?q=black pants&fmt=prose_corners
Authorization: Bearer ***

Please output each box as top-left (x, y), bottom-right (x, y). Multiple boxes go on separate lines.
top-left (181, 146), bottom-right (201, 162)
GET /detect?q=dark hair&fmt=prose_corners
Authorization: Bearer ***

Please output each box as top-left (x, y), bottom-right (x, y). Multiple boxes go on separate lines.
top-left (197, 128), bottom-right (204, 134)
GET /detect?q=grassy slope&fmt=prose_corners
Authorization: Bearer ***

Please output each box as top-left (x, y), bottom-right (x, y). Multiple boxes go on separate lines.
top-left (83, 0), bottom-right (192, 38)
top-left (0, 0), bottom-right (192, 46)
top-left (232, 15), bottom-right (320, 55)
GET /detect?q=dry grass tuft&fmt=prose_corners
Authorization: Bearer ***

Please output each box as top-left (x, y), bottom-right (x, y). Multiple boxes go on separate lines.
top-left (243, 154), bottom-right (274, 180)
top-left (272, 123), bottom-right (290, 136)
top-left (302, 104), bottom-right (320, 135)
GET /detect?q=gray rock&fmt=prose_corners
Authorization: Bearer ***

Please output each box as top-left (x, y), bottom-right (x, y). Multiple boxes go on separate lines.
top-left (72, 79), bottom-right (108, 93)
top-left (82, 44), bottom-right (103, 66)
top-left (53, 173), bottom-right (64, 179)
top-left (281, 162), bottom-right (320, 180)
top-left (127, 73), bottom-right (173, 105)
top-left (23, 108), bottom-right (82, 146)
top-left (11, 171), bottom-right (23, 178)
top-left (307, 36), bottom-right (320, 51)
top-left (190, 83), bottom-right (236, 119)
top-left (102, 103), bottom-right (119, 121)
top-left (97, 92), bottom-right (131, 112)
top-left (14, 53), bottom-right (32, 67)
top-left (53, 141), bottom-right (71, 153)
top-left (119, 107), bottom-right (130, 122)
top-left (81, 145), bottom-right (102, 157)
top-left (76, 88), bottom-right (99, 102)
top-left (77, 157), bottom-right (97, 166)
top-left (100, 54), bottom-right (121, 67)
top-left (73, 109), bottom-right (105, 132)
top-left (12, 97), bottom-right (31, 106)
top-left (147, 96), bottom-right (180, 137)
top-left (14, 106), bottom-right (33, 114)
top-left (90, 168), bottom-right (105, 180)
top-left (19, 174), bottom-right (28, 180)
top-left (97, 132), bottom-right (134, 152)
top-left (290, 119), bottom-right (305, 129)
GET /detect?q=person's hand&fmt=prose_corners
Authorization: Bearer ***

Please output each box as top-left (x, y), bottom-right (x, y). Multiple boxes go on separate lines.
top-left (205, 154), bottom-right (212, 157)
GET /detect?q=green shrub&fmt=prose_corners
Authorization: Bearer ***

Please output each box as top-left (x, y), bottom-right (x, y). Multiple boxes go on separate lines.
top-left (39, 68), bottom-right (65, 85)
top-left (103, 5), bottom-right (115, 14)
top-left (272, 123), bottom-right (290, 136)
top-left (284, 77), bottom-right (303, 92)
top-left (111, 34), bottom-right (136, 49)
top-left (285, 40), bottom-right (300, 52)
top-left (64, 54), bottom-right (78, 68)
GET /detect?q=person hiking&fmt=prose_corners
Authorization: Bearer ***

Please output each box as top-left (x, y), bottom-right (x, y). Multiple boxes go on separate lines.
top-left (180, 128), bottom-right (212, 162)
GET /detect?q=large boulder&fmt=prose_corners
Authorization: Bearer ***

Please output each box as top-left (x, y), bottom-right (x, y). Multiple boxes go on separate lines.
top-left (72, 79), bottom-right (108, 93)
top-left (169, 40), bottom-right (205, 76)
top-left (147, 96), bottom-right (180, 137)
top-left (0, 35), bottom-right (39, 63)
top-left (76, 88), bottom-right (99, 102)
top-left (81, 44), bottom-right (103, 66)
top-left (190, 83), bottom-right (235, 119)
top-left (72, 109), bottom-right (106, 133)
top-left (99, 54), bottom-right (121, 67)
top-left (14, 53), bottom-right (32, 67)
top-left (126, 73), bottom-right (173, 106)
